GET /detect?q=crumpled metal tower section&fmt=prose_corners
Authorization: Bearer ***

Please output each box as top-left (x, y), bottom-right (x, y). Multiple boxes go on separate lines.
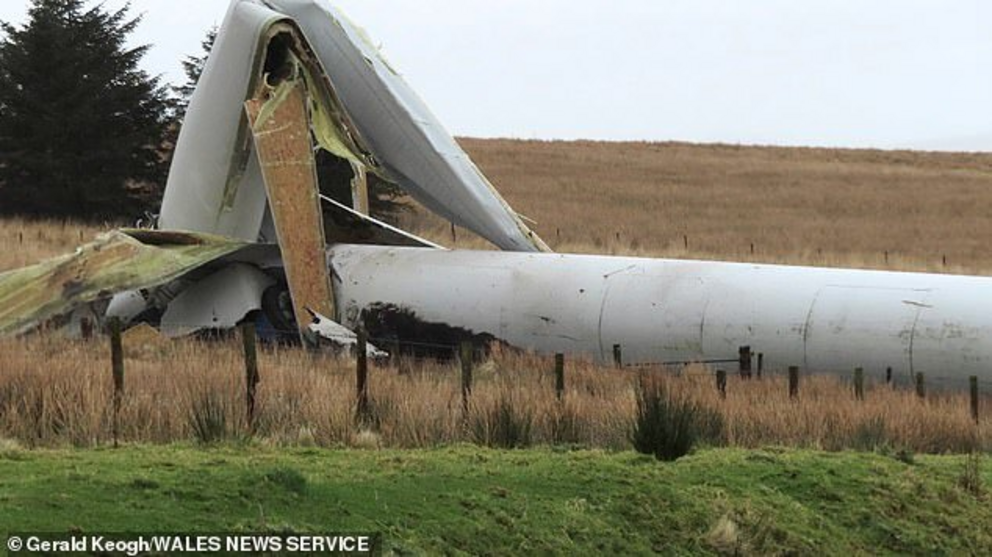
top-left (159, 0), bottom-right (548, 253)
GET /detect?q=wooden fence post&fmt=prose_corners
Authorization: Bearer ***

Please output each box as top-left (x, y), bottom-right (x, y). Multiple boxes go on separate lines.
top-left (613, 344), bottom-right (623, 368)
top-left (970, 376), bottom-right (979, 424)
top-left (756, 353), bottom-right (764, 379)
top-left (241, 322), bottom-right (259, 431)
top-left (716, 369), bottom-right (727, 399)
top-left (390, 338), bottom-right (405, 375)
top-left (356, 330), bottom-right (369, 422)
top-left (885, 367), bottom-right (893, 386)
top-left (915, 372), bottom-right (926, 399)
top-left (853, 367), bottom-right (864, 401)
top-left (788, 366), bottom-right (799, 400)
top-left (739, 346), bottom-right (752, 379)
top-left (460, 341), bottom-right (473, 413)
top-left (109, 317), bottom-right (124, 448)
top-left (554, 353), bottom-right (565, 401)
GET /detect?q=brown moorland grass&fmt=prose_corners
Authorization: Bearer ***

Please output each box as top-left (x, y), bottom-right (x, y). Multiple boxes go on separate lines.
top-left (4, 139), bottom-right (992, 275)
top-left (0, 216), bottom-right (108, 272)
top-left (0, 335), bottom-right (987, 453)
top-left (407, 139), bottom-right (992, 275)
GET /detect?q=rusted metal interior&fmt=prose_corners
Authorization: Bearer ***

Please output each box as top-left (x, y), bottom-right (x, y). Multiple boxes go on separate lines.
top-left (244, 35), bottom-right (335, 342)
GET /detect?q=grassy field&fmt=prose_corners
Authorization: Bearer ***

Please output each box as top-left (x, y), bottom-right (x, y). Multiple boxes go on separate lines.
top-left (1, 336), bottom-right (987, 453)
top-left (410, 139), bottom-right (992, 274)
top-left (0, 217), bottom-right (106, 272)
top-left (4, 139), bottom-right (992, 275)
top-left (0, 444), bottom-right (990, 554)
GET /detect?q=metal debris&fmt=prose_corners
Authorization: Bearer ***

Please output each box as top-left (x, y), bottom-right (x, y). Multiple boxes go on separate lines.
top-left (307, 308), bottom-right (386, 358)
top-left (0, 230), bottom-right (245, 336)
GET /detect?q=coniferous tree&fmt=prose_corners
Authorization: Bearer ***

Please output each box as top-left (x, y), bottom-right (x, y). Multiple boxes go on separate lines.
top-left (171, 26), bottom-right (215, 123)
top-left (0, 0), bottom-right (170, 219)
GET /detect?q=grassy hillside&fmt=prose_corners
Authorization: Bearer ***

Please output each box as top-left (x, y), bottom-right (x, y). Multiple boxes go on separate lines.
top-left (4, 139), bottom-right (992, 275)
top-left (427, 139), bottom-right (992, 274)
top-left (0, 445), bottom-right (989, 554)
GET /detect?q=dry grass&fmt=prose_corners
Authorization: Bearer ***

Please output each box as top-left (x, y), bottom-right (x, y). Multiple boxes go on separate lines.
top-left (5, 139), bottom-right (992, 276)
top-left (407, 139), bottom-right (992, 275)
top-left (0, 217), bottom-right (109, 272)
top-left (1, 335), bottom-right (987, 453)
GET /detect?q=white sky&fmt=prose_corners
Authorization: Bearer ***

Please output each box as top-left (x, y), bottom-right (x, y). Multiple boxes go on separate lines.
top-left (2, 0), bottom-right (991, 150)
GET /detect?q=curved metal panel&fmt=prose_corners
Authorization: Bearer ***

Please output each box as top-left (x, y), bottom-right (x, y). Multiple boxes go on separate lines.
top-left (160, 263), bottom-right (274, 336)
top-left (912, 285), bottom-right (992, 387)
top-left (803, 286), bottom-right (924, 381)
top-left (267, 0), bottom-right (548, 251)
top-left (329, 244), bottom-right (992, 386)
top-left (159, 1), bottom-right (283, 240)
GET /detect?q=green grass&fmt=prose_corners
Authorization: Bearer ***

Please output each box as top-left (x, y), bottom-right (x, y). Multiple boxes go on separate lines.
top-left (0, 444), bottom-right (989, 555)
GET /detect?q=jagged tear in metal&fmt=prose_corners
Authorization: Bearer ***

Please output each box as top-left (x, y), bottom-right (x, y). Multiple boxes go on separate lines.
top-left (1, 0), bottom-right (990, 388)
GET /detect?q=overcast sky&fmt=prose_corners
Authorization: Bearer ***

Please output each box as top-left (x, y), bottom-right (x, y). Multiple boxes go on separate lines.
top-left (2, 0), bottom-right (990, 150)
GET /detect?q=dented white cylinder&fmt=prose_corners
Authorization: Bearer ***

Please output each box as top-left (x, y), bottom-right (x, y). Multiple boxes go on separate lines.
top-left (329, 244), bottom-right (992, 387)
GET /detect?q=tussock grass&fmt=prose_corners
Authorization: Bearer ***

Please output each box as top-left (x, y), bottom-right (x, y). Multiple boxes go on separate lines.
top-left (0, 335), bottom-right (987, 453)
top-left (632, 372), bottom-right (725, 460)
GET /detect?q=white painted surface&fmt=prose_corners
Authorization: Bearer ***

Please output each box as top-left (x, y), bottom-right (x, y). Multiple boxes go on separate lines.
top-left (307, 309), bottom-right (387, 358)
top-left (160, 263), bottom-right (274, 336)
top-left (159, 0), bottom-right (277, 240)
top-left (161, 0), bottom-right (543, 251)
top-left (330, 245), bottom-right (992, 386)
top-left (272, 0), bottom-right (545, 251)
top-left (106, 290), bottom-right (150, 323)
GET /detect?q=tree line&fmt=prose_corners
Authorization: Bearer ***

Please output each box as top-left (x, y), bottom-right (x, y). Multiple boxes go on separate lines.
top-left (0, 0), bottom-right (404, 223)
